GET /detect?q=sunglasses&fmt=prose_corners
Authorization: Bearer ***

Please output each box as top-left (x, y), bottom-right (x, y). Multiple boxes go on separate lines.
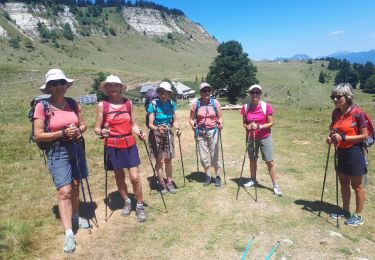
top-left (330, 95), bottom-right (343, 101)
top-left (158, 90), bottom-right (169, 95)
top-left (201, 88), bottom-right (212, 93)
top-left (48, 79), bottom-right (67, 87)
top-left (250, 91), bottom-right (261, 95)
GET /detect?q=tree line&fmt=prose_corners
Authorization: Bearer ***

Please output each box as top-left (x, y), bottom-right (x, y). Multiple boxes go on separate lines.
top-left (318, 57), bottom-right (375, 93)
top-left (0, 0), bottom-right (185, 16)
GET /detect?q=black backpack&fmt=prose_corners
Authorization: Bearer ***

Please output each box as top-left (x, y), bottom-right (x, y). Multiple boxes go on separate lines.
top-left (28, 95), bottom-right (78, 150)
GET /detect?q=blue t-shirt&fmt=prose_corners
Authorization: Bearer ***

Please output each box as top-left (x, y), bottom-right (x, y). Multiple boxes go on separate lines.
top-left (147, 99), bottom-right (176, 126)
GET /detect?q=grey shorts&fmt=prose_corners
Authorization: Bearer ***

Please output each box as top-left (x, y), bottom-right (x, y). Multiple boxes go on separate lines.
top-left (46, 142), bottom-right (80, 189)
top-left (247, 135), bottom-right (274, 162)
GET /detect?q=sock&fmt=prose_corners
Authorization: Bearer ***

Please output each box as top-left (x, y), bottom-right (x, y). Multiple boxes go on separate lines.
top-left (167, 177), bottom-right (173, 184)
top-left (65, 229), bottom-right (74, 237)
top-left (72, 213), bottom-right (79, 222)
top-left (136, 203), bottom-right (143, 209)
top-left (125, 198), bottom-right (131, 204)
top-left (206, 172), bottom-right (211, 178)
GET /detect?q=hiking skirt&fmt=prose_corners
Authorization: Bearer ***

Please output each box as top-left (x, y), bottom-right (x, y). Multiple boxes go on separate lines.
top-left (337, 144), bottom-right (367, 176)
top-left (148, 129), bottom-right (175, 160)
top-left (104, 145), bottom-right (140, 171)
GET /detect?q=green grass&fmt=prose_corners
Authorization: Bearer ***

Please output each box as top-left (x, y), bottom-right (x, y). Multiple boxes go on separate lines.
top-left (0, 54), bottom-right (375, 259)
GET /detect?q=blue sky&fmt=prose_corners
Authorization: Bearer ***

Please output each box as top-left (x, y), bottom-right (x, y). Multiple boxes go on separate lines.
top-left (152, 0), bottom-right (375, 60)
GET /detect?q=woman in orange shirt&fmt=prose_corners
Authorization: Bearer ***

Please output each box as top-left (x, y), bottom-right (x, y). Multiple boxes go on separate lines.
top-left (326, 83), bottom-right (368, 226)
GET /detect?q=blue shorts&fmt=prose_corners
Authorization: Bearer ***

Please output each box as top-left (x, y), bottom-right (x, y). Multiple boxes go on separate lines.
top-left (104, 145), bottom-right (141, 171)
top-left (46, 141), bottom-right (86, 189)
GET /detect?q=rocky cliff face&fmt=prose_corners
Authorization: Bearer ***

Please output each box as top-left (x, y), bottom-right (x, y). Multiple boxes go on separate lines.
top-left (0, 25), bottom-right (7, 37)
top-left (0, 3), bottom-right (213, 41)
top-left (123, 7), bottom-right (184, 36)
top-left (1, 2), bottom-right (78, 38)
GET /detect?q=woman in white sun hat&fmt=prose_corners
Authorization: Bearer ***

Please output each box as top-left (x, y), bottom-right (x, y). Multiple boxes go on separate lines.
top-left (33, 69), bottom-right (89, 254)
top-left (240, 84), bottom-right (283, 196)
top-left (147, 81), bottom-right (181, 195)
top-left (94, 75), bottom-right (147, 223)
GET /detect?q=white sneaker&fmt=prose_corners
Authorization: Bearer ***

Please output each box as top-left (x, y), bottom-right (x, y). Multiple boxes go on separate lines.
top-left (273, 185), bottom-right (283, 196)
top-left (244, 179), bottom-right (257, 188)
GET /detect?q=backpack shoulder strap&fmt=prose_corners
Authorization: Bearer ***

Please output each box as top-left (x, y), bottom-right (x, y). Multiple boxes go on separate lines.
top-left (124, 98), bottom-right (132, 118)
top-left (65, 97), bottom-right (78, 115)
top-left (260, 101), bottom-right (267, 115)
top-left (40, 99), bottom-right (50, 132)
top-left (151, 99), bottom-right (157, 114)
top-left (194, 98), bottom-right (201, 121)
top-left (210, 97), bottom-right (218, 118)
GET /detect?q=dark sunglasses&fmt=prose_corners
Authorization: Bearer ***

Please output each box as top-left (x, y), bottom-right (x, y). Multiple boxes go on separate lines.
top-left (201, 88), bottom-right (212, 93)
top-left (158, 90), bottom-right (169, 95)
top-left (250, 91), bottom-right (261, 95)
top-left (330, 95), bottom-right (343, 101)
top-left (47, 79), bottom-right (67, 87)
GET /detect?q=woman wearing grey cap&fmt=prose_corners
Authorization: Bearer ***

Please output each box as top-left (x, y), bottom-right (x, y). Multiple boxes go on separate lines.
top-left (33, 69), bottom-right (90, 254)
top-left (240, 84), bottom-right (283, 196)
top-left (189, 82), bottom-right (223, 187)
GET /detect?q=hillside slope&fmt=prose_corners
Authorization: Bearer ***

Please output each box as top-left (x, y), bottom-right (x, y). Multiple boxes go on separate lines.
top-left (0, 2), bottom-right (218, 89)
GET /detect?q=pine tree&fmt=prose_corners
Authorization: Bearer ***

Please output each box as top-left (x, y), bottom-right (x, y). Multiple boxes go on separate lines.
top-left (318, 71), bottom-right (326, 84)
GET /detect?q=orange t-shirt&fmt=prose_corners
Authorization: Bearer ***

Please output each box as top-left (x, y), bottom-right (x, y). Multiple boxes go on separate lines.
top-left (331, 106), bottom-right (366, 148)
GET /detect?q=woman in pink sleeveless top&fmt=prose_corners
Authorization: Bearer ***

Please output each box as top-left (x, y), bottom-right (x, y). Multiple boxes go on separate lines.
top-left (94, 75), bottom-right (147, 223)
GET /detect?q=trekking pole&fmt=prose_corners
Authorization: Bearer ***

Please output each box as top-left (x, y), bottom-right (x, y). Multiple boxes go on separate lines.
top-left (334, 146), bottom-right (339, 228)
top-left (236, 134), bottom-right (252, 200)
top-left (252, 128), bottom-right (257, 202)
top-left (72, 140), bottom-right (93, 232)
top-left (241, 236), bottom-right (255, 260)
top-left (177, 134), bottom-right (186, 186)
top-left (219, 129), bottom-right (226, 185)
top-left (141, 130), bottom-right (168, 213)
top-left (103, 136), bottom-right (109, 222)
top-left (194, 125), bottom-right (200, 173)
top-left (318, 143), bottom-right (332, 216)
top-left (265, 241), bottom-right (280, 260)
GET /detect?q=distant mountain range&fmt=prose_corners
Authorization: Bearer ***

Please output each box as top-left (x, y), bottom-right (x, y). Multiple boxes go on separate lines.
top-left (270, 50), bottom-right (375, 64)
top-left (325, 49), bottom-right (375, 64)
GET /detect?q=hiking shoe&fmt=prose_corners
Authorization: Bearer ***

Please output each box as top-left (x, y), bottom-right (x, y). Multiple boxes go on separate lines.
top-left (166, 182), bottom-right (177, 194)
top-left (330, 210), bottom-right (350, 220)
top-left (121, 200), bottom-right (132, 216)
top-left (215, 176), bottom-right (221, 187)
top-left (273, 185), bottom-right (283, 196)
top-left (136, 205), bottom-right (147, 223)
top-left (72, 217), bottom-right (92, 230)
top-left (159, 184), bottom-right (167, 195)
top-left (345, 214), bottom-right (364, 226)
top-left (244, 179), bottom-right (257, 188)
top-left (63, 234), bottom-right (76, 254)
top-left (203, 175), bottom-right (212, 186)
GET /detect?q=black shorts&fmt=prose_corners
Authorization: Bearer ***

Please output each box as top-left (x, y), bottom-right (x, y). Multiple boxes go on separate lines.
top-left (337, 144), bottom-right (367, 176)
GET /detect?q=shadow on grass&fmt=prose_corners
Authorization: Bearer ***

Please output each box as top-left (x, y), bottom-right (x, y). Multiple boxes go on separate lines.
top-left (185, 171), bottom-right (207, 183)
top-left (230, 177), bottom-right (273, 192)
top-left (52, 200), bottom-right (98, 220)
top-left (146, 176), bottom-right (179, 190)
top-left (294, 199), bottom-right (341, 227)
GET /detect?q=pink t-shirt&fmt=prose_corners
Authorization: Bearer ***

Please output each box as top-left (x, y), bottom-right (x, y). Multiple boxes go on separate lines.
top-left (240, 102), bottom-right (273, 140)
top-left (33, 100), bottom-right (80, 132)
top-left (191, 98), bottom-right (220, 129)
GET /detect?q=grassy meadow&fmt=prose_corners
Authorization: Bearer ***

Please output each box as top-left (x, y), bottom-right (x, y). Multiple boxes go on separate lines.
top-left (0, 61), bottom-right (375, 259)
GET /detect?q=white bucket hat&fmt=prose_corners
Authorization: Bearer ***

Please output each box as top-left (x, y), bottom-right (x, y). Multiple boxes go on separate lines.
top-left (199, 82), bottom-right (211, 91)
top-left (248, 84), bottom-right (262, 92)
top-left (100, 75), bottom-right (125, 93)
top-left (157, 81), bottom-right (172, 92)
top-left (40, 69), bottom-right (74, 93)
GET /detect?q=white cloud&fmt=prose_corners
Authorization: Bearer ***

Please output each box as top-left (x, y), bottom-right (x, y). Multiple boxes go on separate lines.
top-left (328, 30), bottom-right (344, 36)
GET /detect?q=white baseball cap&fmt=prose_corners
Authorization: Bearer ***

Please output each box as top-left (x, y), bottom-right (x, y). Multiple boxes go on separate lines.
top-left (157, 81), bottom-right (172, 92)
top-left (199, 82), bottom-right (211, 91)
top-left (248, 84), bottom-right (262, 92)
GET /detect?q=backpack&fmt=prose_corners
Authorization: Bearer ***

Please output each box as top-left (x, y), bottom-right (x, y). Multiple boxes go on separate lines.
top-left (331, 105), bottom-right (375, 149)
top-left (144, 87), bottom-right (159, 128)
top-left (194, 97), bottom-right (219, 136)
top-left (28, 96), bottom-right (78, 151)
top-left (243, 101), bottom-right (267, 123)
